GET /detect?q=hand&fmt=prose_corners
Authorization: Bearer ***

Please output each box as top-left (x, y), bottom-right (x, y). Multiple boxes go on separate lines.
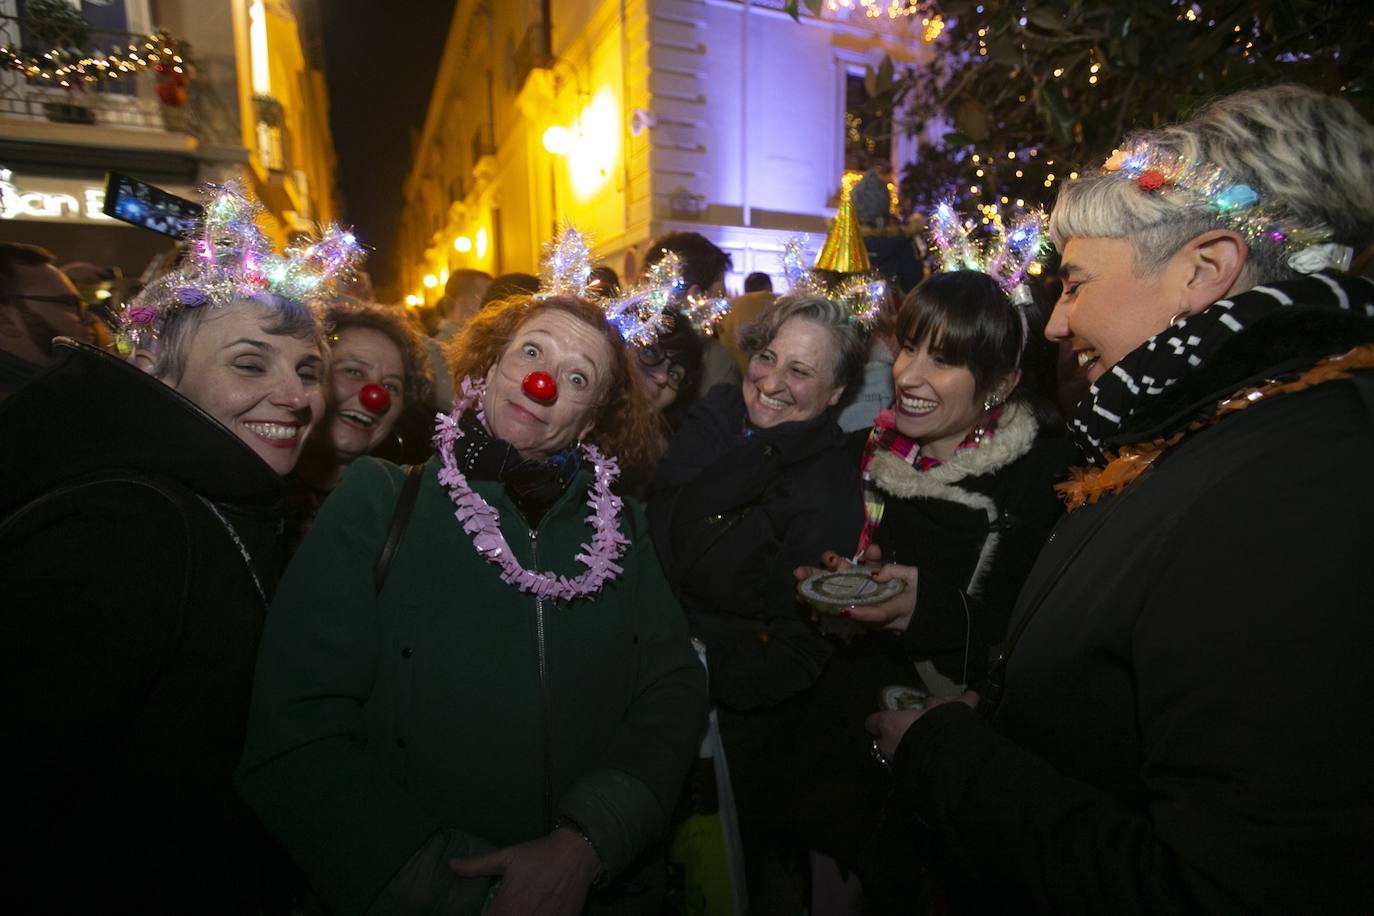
top-left (793, 544), bottom-right (880, 582)
top-left (865, 690), bottom-right (980, 761)
top-left (840, 563), bottom-right (918, 632)
top-left (449, 828), bottom-right (601, 916)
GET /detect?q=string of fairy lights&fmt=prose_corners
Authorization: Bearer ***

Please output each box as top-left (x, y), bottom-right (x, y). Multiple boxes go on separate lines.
top-left (903, 0), bottom-right (1324, 226)
top-left (0, 31), bottom-right (186, 90)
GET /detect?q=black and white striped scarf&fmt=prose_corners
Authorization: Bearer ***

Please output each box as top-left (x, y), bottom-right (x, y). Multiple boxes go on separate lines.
top-left (1071, 271), bottom-right (1374, 464)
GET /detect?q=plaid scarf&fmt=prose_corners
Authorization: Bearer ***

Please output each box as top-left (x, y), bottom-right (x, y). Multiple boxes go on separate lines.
top-left (854, 404), bottom-right (1003, 557)
top-left (1071, 271), bottom-right (1374, 464)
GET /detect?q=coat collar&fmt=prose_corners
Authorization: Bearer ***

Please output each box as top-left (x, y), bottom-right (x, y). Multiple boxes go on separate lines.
top-left (0, 339), bottom-right (284, 514)
top-left (868, 400), bottom-right (1038, 504)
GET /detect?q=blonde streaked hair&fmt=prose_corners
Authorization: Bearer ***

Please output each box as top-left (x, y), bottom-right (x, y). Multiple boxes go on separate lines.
top-left (1050, 84), bottom-right (1374, 283)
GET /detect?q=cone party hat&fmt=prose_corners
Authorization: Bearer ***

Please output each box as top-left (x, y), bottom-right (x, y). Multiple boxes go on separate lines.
top-left (815, 190), bottom-right (871, 273)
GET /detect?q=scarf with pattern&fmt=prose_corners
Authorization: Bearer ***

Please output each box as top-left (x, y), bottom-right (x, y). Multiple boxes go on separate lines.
top-left (1070, 271), bottom-right (1374, 464)
top-left (854, 404), bottom-right (1003, 557)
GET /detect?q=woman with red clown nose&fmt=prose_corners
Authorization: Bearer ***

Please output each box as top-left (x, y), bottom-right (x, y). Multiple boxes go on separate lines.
top-left (285, 302), bottom-right (435, 555)
top-left (240, 291), bottom-right (707, 916)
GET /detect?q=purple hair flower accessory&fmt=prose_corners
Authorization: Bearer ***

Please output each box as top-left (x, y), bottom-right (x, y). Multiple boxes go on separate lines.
top-left (433, 375), bottom-right (627, 601)
top-left (176, 287), bottom-right (210, 307)
top-left (125, 305), bottom-right (159, 326)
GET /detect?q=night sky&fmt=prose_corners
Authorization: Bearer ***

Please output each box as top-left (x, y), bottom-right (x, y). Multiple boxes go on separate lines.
top-left (320, 0), bottom-right (457, 300)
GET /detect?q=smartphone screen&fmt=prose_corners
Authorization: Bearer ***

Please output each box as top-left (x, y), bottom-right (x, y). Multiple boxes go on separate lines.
top-left (102, 171), bottom-right (203, 238)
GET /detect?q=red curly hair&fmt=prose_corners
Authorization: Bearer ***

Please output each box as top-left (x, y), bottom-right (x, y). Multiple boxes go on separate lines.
top-left (445, 295), bottom-right (664, 476)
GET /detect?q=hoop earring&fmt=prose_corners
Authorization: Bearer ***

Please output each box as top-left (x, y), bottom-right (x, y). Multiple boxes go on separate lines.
top-left (1168, 308), bottom-right (1191, 329)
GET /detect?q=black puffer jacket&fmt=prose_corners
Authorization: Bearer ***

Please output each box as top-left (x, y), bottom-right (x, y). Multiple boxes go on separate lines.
top-left (648, 383), bottom-right (863, 711)
top-left (895, 277), bottom-right (1374, 914)
top-left (0, 341), bottom-right (286, 913)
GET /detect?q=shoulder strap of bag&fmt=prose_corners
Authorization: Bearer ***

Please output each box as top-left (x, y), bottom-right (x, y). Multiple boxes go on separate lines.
top-left (373, 463), bottom-right (425, 595)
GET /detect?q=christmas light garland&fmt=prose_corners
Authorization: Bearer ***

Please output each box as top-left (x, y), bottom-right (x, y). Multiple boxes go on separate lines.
top-left (0, 29), bottom-right (186, 91)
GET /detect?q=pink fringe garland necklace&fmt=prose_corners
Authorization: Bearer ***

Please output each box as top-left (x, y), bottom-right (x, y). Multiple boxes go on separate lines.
top-left (433, 376), bottom-right (629, 601)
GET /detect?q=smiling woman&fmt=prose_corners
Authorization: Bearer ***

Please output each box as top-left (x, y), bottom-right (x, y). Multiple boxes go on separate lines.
top-left (287, 303), bottom-right (433, 553)
top-left (0, 182), bottom-right (338, 911)
top-left (142, 296), bottom-right (327, 475)
top-left (870, 84), bottom-right (1374, 914)
top-left (646, 293), bottom-right (869, 907)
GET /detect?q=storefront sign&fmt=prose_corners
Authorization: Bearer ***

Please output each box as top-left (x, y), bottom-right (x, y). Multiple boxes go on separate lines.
top-left (0, 167), bottom-right (114, 224)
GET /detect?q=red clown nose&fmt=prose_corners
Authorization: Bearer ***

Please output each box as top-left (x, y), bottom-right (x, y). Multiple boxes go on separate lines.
top-left (522, 371), bottom-right (558, 403)
top-left (358, 383), bottom-right (391, 414)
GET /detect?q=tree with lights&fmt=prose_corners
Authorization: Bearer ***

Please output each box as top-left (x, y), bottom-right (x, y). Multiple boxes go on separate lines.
top-left (790, 0), bottom-right (1370, 221)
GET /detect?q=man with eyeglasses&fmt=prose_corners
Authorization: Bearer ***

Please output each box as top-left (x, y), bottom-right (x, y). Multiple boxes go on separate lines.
top-left (0, 242), bottom-right (96, 402)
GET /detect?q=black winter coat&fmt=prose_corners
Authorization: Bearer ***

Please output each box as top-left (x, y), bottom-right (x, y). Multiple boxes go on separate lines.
top-left (862, 401), bottom-right (1070, 688)
top-left (788, 401), bottom-right (1068, 879)
top-left (648, 383), bottom-right (863, 711)
top-left (894, 293), bottom-right (1374, 914)
top-left (0, 341), bottom-right (286, 913)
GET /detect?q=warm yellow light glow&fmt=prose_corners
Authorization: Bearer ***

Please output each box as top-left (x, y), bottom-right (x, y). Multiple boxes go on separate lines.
top-left (94, 288), bottom-right (112, 300)
top-left (439, 268), bottom-right (449, 285)
top-left (568, 89), bottom-right (620, 198)
top-left (476, 228), bottom-right (489, 260)
top-left (454, 235), bottom-right (472, 253)
top-left (248, 0), bottom-right (270, 95)
top-left (543, 125), bottom-right (572, 156)
top-left (423, 274), bottom-right (438, 289)
top-left (1027, 261), bottom-right (1044, 276)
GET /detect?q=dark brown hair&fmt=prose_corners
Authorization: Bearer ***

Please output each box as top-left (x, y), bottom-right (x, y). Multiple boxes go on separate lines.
top-left (326, 302), bottom-right (435, 416)
top-left (895, 271), bottom-right (1030, 399)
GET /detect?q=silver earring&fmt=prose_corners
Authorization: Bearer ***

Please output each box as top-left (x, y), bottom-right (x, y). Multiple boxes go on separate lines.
top-left (1168, 308), bottom-right (1191, 329)
top-left (983, 393), bottom-right (1002, 412)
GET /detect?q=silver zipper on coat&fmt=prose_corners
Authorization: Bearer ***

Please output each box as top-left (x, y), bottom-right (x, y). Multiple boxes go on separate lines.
top-left (196, 495), bottom-right (266, 605)
top-left (530, 528), bottom-right (555, 832)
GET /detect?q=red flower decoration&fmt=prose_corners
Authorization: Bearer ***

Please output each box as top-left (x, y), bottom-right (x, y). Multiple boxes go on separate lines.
top-left (1136, 170), bottom-right (1168, 191)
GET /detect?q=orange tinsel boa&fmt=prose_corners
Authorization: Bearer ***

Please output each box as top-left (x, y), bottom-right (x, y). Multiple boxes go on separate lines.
top-left (1056, 343), bottom-right (1374, 511)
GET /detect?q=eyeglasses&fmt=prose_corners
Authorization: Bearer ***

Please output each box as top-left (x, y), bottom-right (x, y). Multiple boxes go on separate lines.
top-left (637, 345), bottom-right (688, 391)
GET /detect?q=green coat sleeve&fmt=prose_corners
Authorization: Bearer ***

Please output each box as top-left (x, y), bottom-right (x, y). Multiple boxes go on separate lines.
top-left (556, 504), bottom-right (709, 881)
top-left (237, 459), bottom-right (488, 914)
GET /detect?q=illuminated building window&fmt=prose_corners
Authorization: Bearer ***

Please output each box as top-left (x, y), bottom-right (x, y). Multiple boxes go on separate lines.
top-left (844, 70), bottom-right (892, 173)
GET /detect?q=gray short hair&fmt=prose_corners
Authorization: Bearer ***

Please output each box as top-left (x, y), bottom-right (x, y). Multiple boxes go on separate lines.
top-left (1050, 84), bottom-right (1374, 283)
top-left (737, 294), bottom-right (868, 399)
top-left (147, 293), bottom-right (325, 383)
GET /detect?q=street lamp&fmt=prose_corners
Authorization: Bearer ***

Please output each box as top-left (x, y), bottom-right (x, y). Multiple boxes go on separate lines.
top-left (542, 125), bottom-right (573, 156)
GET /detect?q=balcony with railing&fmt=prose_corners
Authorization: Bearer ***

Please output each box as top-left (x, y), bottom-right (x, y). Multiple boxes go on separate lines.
top-left (0, 11), bottom-right (190, 133)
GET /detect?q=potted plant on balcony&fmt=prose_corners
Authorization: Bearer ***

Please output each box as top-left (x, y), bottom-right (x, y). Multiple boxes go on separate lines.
top-left (22, 0), bottom-right (96, 124)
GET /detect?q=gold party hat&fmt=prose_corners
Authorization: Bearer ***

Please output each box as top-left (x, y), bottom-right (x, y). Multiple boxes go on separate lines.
top-left (815, 193), bottom-right (871, 273)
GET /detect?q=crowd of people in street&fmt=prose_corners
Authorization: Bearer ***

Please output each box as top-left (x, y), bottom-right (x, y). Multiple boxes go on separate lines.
top-left (3, 83), bottom-right (1374, 915)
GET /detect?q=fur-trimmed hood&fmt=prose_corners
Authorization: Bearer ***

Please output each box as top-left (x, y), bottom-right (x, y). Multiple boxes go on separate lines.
top-left (867, 400), bottom-right (1038, 521)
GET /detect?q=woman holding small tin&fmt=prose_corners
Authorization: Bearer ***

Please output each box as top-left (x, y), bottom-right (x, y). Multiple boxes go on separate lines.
top-left (789, 230), bottom-right (1070, 911)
